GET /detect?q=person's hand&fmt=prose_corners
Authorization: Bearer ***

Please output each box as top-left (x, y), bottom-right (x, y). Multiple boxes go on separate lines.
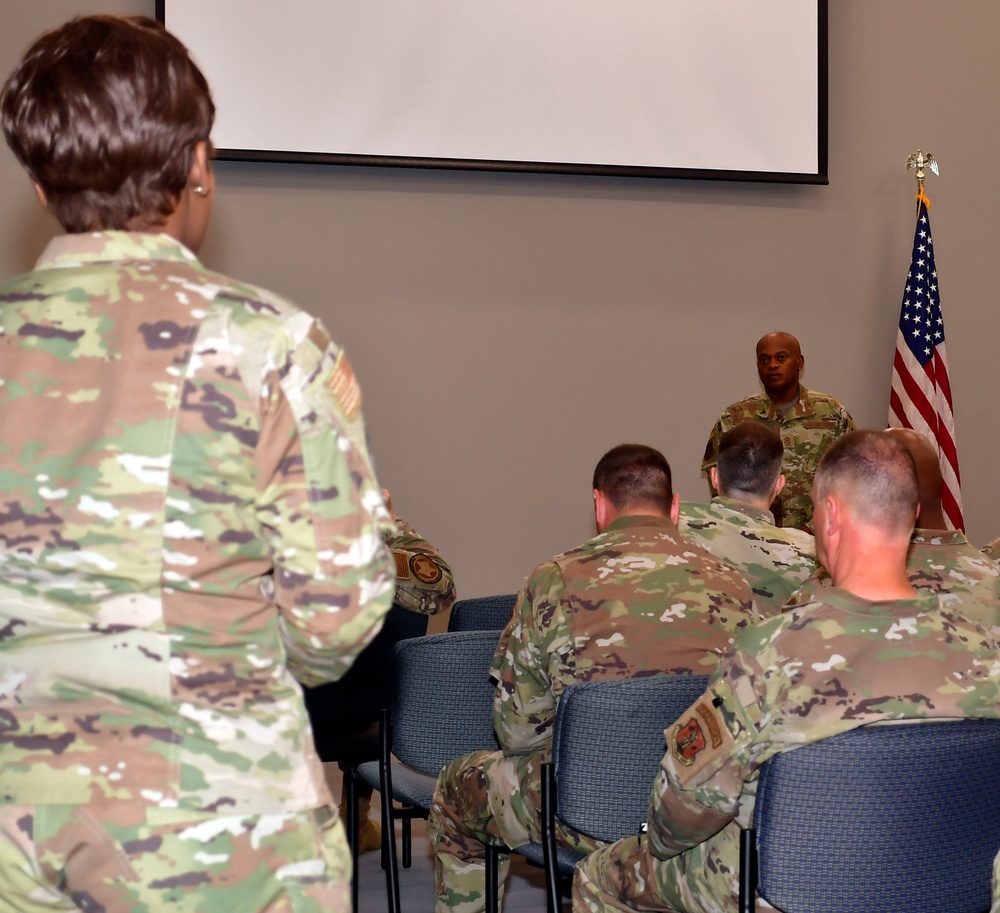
top-left (382, 488), bottom-right (398, 519)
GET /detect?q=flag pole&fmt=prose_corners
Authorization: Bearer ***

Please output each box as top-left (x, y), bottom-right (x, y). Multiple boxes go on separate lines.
top-left (890, 148), bottom-right (964, 531)
top-left (904, 148), bottom-right (937, 209)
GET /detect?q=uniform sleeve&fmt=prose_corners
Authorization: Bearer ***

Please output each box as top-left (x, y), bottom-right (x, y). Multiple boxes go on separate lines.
top-left (385, 516), bottom-right (457, 615)
top-left (646, 650), bottom-right (765, 859)
top-left (840, 406), bottom-right (857, 436)
top-left (254, 321), bottom-right (396, 688)
top-left (492, 563), bottom-right (571, 757)
top-left (701, 410), bottom-right (736, 479)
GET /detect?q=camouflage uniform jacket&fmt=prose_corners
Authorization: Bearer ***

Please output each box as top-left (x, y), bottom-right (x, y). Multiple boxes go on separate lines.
top-left (790, 529), bottom-right (1000, 633)
top-left (0, 231), bottom-right (396, 820)
top-left (701, 386), bottom-right (855, 531)
top-left (387, 516), bottom-right (457, 615)
top-left (491, 515), bottom-right (758, 759)
top-left (649, 587), bottom-right (1000, 860)
top-left (679, 497), bottom-right (816, 616)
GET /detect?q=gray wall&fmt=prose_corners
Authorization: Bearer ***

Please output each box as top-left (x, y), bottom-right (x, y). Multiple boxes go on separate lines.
top-left (2, 1), bottom-right (998, 602)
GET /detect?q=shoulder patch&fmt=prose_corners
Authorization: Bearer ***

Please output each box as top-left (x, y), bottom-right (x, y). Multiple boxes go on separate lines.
top-left (327, 350), bottom-right (361, 419)
top-left (410, 553), bottom-right (444, 585)
top-left (669, 699), bottom-right (733, 784)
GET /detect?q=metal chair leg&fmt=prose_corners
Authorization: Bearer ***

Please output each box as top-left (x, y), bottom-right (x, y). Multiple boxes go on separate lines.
top-left (378, 709), bottom-right (402, 913)
top-left (539, 763), bottom-right (563, 913)
top-left (346, 767), bottom-right (360, 913)
top-left (738, 828), bottom-right (757, 913)
top-left (485, 843), bottom-right (500, 913)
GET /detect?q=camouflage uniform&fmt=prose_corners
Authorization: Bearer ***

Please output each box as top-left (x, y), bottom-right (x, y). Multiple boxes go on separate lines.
top-left (573, 588), bottom-right (1000, 913)
top-left (791, 529), bottom-right (1000, 633)
top-left (387, 516), bottom-right (456, 615)
top-left (428, 515), bottom-right (758, 913)
top-left (0, 232), bottom-right (396, 910)
top-left (983, 537), bottom-right (1000, 562)
top-left (679, 498), bottom-right (816, 616)
top-left (701, 388), bottom-right (855, 531)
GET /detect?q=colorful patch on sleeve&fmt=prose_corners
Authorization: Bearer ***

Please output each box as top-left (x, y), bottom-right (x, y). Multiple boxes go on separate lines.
top-left (410, 554), bottom-right (444, 585)
top-left (669, 699), bottom-right (731, 784)
top-left (327, 350), bottom-right (361, 420)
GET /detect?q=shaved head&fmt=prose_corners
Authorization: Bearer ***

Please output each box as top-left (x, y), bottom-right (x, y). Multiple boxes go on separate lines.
top-left (884, 428), bottom-right (946, 529)
top-left (813, 431), bottom-right (918, 537)
top-left (756, 331), bottom-right (801, 358)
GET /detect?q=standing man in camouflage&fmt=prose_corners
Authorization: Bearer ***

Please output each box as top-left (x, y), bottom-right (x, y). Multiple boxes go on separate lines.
top-left (681, 422), bottom-right (816, 615)
top-left (428, 444), bottom-right (758, 913)
top-left (702, 331), bottom-right (855, 531)
top-left (574, 431), bottom-right (1000, 913)
top-left (0, 16), bottom-right (394, 911)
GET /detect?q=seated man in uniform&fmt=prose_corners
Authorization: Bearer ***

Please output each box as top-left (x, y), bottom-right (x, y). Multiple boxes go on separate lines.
top-left (575, 430), bottom-right (1000, 913)
top-left (680, 421), bottom-right (816, 615)
top-left (428, 443), bottom-right (758, 913)
top-left (702, 331), bottom-right (855, 531)
top-left (791, 428), bottom-right (1000, 634)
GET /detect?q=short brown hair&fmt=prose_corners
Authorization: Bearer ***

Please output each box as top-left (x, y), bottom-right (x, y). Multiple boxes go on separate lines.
top-left (592, 444), bottom-right (673, 513)
top-left (1, 15), bottom-right (214, 233)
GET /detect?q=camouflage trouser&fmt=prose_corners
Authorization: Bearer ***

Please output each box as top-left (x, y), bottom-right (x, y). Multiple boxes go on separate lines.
top-left (0, 802), bottom-right (350, 913)
top-left (427, 749), bottom-right (604, 913)
top-left (572, 824), bottom-right (741, 913)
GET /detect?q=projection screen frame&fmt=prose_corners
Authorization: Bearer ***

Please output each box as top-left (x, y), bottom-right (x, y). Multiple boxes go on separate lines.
top-left (155, 0), bottom-right (828, 185)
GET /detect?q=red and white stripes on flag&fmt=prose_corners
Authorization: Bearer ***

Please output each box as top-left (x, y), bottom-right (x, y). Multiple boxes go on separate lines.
top-left (888, 190), bottom-right (964, 530)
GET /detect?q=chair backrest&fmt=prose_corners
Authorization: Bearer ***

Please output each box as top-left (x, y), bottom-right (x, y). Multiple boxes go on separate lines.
top-left (753, 718), bottom-right (1000, 913)
top-left (447, 593), bottom-right (518, 632)
top-left (552, 674), bottom-right (711, 844)
top-left (304, 601), bottom-right (428, 758)
top-left (390, 629), bottom-right (502, 773)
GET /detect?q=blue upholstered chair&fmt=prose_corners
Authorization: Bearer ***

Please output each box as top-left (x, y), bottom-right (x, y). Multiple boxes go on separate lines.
top-left (740, 718), bottom-right (1000, 913)
top-left (355, 629), bottom-right (502, 913)
top-left (446, 593), bottom-right (518, 632)
top-left (486, 673), bottom-right (711, 913)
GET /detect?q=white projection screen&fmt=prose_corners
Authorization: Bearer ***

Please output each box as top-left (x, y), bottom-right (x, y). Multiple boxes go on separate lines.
top-left (157, 1), bottom-right (827, 184)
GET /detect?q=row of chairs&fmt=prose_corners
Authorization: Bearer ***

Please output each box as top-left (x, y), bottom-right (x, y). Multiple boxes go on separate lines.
top-left (327, 597), bottom-right (1000, 913)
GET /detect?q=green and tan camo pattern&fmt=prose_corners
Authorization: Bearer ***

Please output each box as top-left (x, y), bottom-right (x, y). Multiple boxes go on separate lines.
top-left (791, 528), bottom-right (1000, 635)
top-left (491, 514), bottom-right (759, 758)
top-left (0, 231), bottom-right (395, 822)
top-left (428, 514), bottom-right (758, 913)
top-left (574, 588), bottom-right (1000, 913)
top-left (701, 387), bottom-right (855, 532)
top-left (679, 497), bottom-right (816, 616)
top-left (387, 516), bottom-right (456, 615)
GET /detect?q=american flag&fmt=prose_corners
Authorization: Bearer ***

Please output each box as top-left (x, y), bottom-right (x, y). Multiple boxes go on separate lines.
top-left (888, 192), bottom-right (964, 530)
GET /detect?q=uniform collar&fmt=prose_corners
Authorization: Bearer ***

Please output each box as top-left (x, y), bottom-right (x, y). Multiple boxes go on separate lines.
top-left (34, 231), bottom-right (198, 270)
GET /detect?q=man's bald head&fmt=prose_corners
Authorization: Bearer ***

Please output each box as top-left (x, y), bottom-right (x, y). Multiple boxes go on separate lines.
top-left (883, 427), bottom-right (946, 529)
top-left (756, 331), bottom-right (801, 359)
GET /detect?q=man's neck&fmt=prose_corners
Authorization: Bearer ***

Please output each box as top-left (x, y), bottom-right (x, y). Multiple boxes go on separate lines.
top-left (718, 491), bottom-right (773, 514)
top-left (766, 383), bottom-right (801, 408)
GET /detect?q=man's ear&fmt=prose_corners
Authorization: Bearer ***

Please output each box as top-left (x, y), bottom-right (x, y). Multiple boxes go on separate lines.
top-left (771, 473), bottom-right (787, 501)
top-left (708, 466), bottom-right (720, 495)
top-left (593, 489), bottom-right (606, 532)
top-left (31, 180), bottom-right (48, 210)
top-left (669, 492), bottom-right (680, 526)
